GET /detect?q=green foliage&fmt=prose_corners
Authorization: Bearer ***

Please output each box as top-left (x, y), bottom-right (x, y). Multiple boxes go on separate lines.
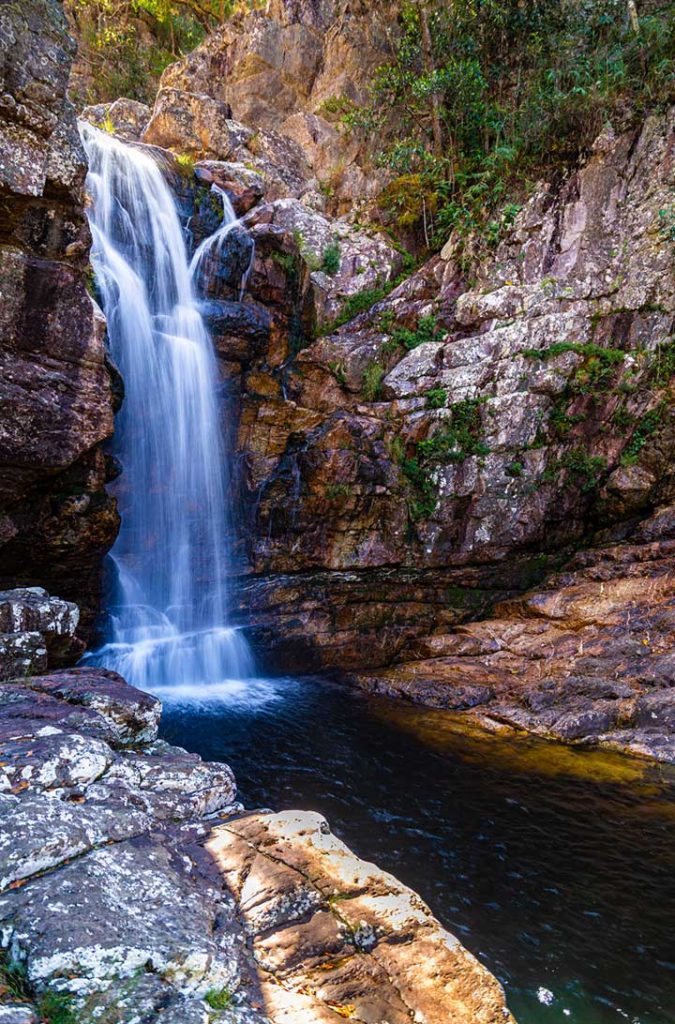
top-left (506, 460), bottom-right (524, 477)
top-left (417, 399), bottom-right (489, 463)
top-left (425, 387), bottom-right (447, 409)
top-left (647, 337), bottom-right (675, 385)
top-left (204, 987), bottom-right (233, 1010)
top-left (321, 238), bottom-right (342, 275)
top-left (175, 152), bottom-right (196, 177)
top-left (559, 447), bottom-right (607, 492)
top-left (620, 404), bottom-right (665, 466)
top-left (323, 284), bottom-right (395, 333)
top-left (401, 456), bottom-right (437, 520)
top-left (659, 206), bottom-right (675, 252)
top-left (400, 398), bottom-right (489, 520)
top-left (327, 360), bottom-right (347, 386)
top-left (0, 953), bottom-right (31, 1000)
top-left (272, 250), bottom-right (299, 276)
top-left (391, 314), bottom-right (443, 351)
top-left (361, 360), bottom-right (386, 401)
top-left (37, 991), bottom-right (79, 1024)
top-left (525, 340), bottom-right (626, 394)
top-left (355, 0), bottom-right (675, 251)
top-left (325, 483), bottom-right (350, 500)
top-left (67, 0), bottom-right (265, 105)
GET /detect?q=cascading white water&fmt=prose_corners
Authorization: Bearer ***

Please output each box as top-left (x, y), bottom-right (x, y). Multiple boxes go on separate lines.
top-left (189, 185), bottom-right (255, 301)
top-left (80, 123), bottom-right (254, 693)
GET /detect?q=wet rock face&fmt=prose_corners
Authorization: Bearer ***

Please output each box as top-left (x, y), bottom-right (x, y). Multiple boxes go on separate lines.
top-left (0, 670), bottom-right (514, 1023)
top-left (0, 0), bottom-right (118, 634)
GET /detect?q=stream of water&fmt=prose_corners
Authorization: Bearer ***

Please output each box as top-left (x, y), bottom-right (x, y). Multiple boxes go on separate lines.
top-left (160, 678), bottom-right (675, 1024)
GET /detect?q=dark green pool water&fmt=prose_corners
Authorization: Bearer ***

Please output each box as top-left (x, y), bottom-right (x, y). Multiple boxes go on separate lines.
top-left (159, 675), bottom-right (675, 1024)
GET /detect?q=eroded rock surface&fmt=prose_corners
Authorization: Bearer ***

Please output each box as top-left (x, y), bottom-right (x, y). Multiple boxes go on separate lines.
top-left (0, 0), bottom-right (118, 633)
top-left (0, 588), bottom-right (80, 679)
top-left (348, 503), bottom-right (675, 762)
top-left (0, 669), bottom-right (515, 1023)
top-left (151, 0), bottom-right (397, 215)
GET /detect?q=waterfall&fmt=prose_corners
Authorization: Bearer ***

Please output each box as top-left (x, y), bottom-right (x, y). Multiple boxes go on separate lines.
top-left (80, 123), bottom-right (253, 694)
top-left (189, 185), bottom-right (255, 302)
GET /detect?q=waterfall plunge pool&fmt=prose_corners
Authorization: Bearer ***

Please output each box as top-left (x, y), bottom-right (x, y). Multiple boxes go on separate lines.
top-left (159, 674), bottom-right (675, 1024)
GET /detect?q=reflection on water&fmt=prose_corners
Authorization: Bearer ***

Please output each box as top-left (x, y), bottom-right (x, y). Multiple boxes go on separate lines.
top-left (159, 676), bottom-right (675, 1024)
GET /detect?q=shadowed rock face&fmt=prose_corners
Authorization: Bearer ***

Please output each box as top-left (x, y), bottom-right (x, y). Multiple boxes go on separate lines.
top-left (0, 666), bottom-right (515, 1024)
top-left (0, 0), bottom-right (118, 635)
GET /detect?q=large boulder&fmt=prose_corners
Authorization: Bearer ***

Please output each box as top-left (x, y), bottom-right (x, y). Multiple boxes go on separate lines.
top-left (146, 1), bottom-right (400, 216)
top-left (0, 670), bottom-right (515, 1023)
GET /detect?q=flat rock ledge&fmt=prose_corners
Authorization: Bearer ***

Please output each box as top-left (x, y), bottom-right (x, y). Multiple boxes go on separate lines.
top-left (0, 667), bottom-right (514, 1023)
top-left (347, 503), bottom-right (675, 765)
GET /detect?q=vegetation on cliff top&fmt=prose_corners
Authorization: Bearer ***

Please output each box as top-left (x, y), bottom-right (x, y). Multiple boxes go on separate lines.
top-left (65, 0), bottom-right (264, 103)
top-left (348, 0), bottom-right (675, 251)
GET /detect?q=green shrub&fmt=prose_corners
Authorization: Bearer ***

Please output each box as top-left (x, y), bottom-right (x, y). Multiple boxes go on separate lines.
top-left (321, 238), bottom-right (342, 275)
top-left (425, 387), bottom-right (447, 409)
top-left (37, 992), bottom-right (79, 1024)
top-left (361, 361), bottom-right (386, 401)
top-left (204, 987), bottom-right (233, 1010)
top-left (417, 399), bottom-right (489, 463)
top-left (352, 0), bottom-right (675, 251)
top-left (620, 405), bottom-right (665, 466)
top-left (391, 315), bottom-right (443, 351)
top-left (559, 448), bottom-right (607, 492)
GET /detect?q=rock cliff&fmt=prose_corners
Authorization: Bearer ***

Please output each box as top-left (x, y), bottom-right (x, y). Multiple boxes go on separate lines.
top-left (0, 0), bottom-right (118, 637)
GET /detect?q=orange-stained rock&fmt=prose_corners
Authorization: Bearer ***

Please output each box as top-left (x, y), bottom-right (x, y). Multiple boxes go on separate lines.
top-left (207, 810), bottom-right (516, 1024)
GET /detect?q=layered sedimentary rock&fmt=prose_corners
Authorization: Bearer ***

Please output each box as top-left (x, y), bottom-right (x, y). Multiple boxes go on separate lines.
top-left (0, 666), bottom-right (514, 1024)
top-left (212, 108), bottom-right (674, 671)
top-left (348, 502), bottom-right (675, 762)
top-left (0, 0), bottom-right (118, 632)
top-left (77, 49), bottom-right (675, 682)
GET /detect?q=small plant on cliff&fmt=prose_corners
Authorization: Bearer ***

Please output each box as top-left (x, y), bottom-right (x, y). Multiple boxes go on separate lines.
top-left (37, 991), bottom-right (79, 1024)
top-left (559, 448), bottom-right (607, 493)
top-left (391, 314), bottom-right (443, 352)
top-left (361, 360), bottom-right (386, 401)
top-left (658, 206), bottom-right (675, 252)
top-left (175, 153), bottom-right (196, 178)
top-left (417, 398), bottom-right (489, 463)
top-left (0, 952), bottom-right (30, 1000)
top-left (620, 404), bottom-right (666, 467)
top-left (204, 987), bottom-right (233, 1010)
top-left (326, 483), bottom-right (350, 500)
top-left (321, 238), bottom-right (342, 275)
top-left (425, 387), bottom-right (447, 409)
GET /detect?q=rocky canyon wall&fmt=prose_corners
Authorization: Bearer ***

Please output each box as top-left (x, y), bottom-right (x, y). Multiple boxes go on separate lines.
top-left (0, 0), bottom-right (118, 642)
top-left (99, 1), bottom-right (675, 675)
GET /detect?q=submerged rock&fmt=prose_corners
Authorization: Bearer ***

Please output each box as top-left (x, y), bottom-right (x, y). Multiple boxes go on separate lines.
top-left (0, 668), bottom-right (515, 1023)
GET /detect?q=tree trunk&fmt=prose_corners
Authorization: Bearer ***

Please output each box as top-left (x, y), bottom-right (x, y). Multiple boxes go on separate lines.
top-left (417, 0), bottom-right (443, 160)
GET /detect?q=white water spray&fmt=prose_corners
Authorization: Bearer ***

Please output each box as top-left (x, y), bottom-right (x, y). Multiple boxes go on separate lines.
top-left (80, 124), bottom-right (253, 692)
top-left (190, 185), bottom-right (255, 302)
